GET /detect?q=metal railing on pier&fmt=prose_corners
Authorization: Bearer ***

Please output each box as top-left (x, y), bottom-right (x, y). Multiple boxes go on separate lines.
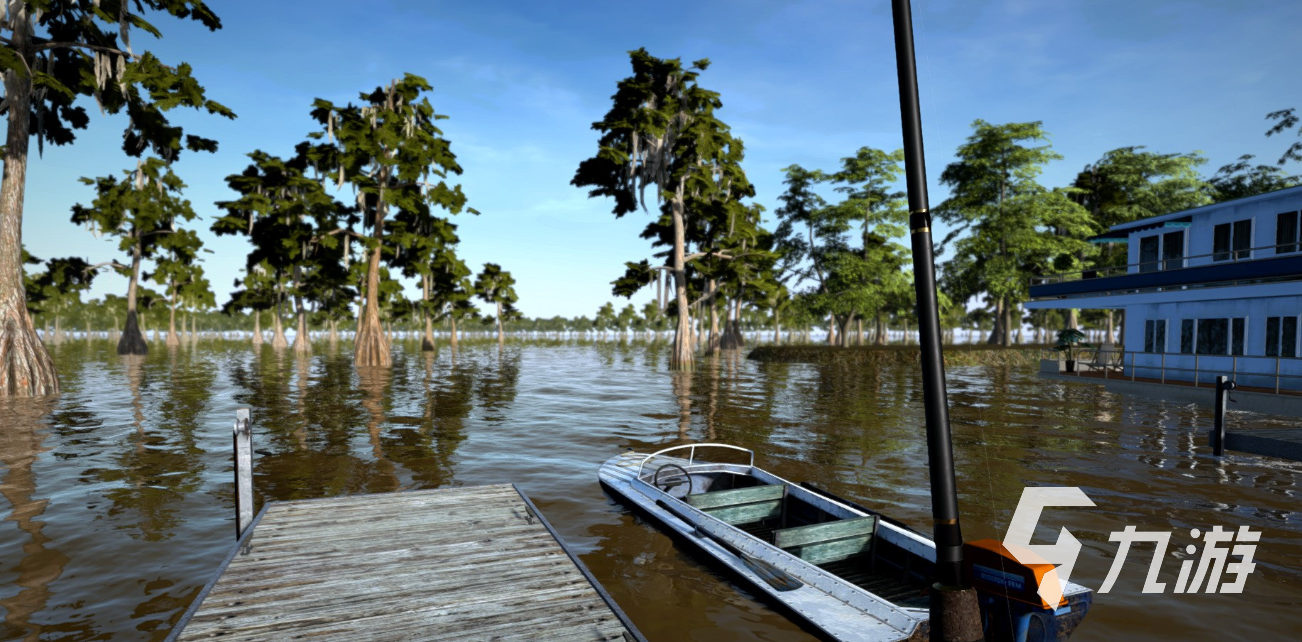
top-left (1042, 347), bottom-right (1302, 395)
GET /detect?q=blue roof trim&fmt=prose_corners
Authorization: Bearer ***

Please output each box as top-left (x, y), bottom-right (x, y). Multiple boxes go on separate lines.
top-left (1030, 254), bottom-right (1302, 298)
top-left (1109, 185), bottom-right (1302, 234)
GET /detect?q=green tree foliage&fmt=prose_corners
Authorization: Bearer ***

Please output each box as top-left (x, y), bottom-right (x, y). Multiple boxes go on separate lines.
top-left (936, 120), bottom-right (1094, 345)
top-left (1071, 146), bottom-right (1210, 231)
top-left (593, 302), bottom-right (615, 338)
top-left (307, 74), bottom-right (471, 367)
top-left (71, 157), bottom-right (198, 354)
top-left (224, 262), bottom-right (277, 345)
top-left (1068, 146), bottom-right (1210, 339)
top-left (390, 198), bottom-right (474, 351)
top-left (473, 263), bottom-right (518, 344)
top-left (26, 254), bottom-right (96, 340)
top-left (1, 0), bottom-right (234, 395)
top-left (1266, 108), bottom-right (1302, 166)
top-left (573, 48), bottom-right (750, 370)
top-left (147, 224), bottom-right (204, 346)
top-left (773, 149), bottom-right (914, 347)
top-left (1207, 154), bottom-right (1299, 202)
top-left (213, 148), bottom-right (357, 353)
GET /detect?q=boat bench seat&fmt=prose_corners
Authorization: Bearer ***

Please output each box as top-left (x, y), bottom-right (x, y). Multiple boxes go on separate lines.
top-left (685, 484), bottom-right (785, 526)
top-left (774, 516), bottom-right (877, 565)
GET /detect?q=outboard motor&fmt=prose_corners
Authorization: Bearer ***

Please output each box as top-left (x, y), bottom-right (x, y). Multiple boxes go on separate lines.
top-left (963, 539), bottom-right (1093, 642)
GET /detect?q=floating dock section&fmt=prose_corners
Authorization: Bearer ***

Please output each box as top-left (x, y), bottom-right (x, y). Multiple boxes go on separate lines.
top-left (1223, 427), bottom-right (1302, 462)
top-left (169, 484), bottom-right (643, 641)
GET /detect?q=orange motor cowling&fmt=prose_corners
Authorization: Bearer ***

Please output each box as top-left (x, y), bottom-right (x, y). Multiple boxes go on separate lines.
top-left (963, 538), bottom-right (1064, 609)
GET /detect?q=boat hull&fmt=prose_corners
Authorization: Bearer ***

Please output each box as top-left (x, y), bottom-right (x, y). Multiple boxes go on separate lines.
top-left (598, 449), bottom-right (1093, 642)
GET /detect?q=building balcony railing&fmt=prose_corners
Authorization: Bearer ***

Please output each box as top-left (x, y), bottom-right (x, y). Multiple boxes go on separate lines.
top-left (1031, 241), bottom-right (1302, 286)
top-left (1028, 243), bottom-right (1302, 301)
top-left (1042, 348), bottom-right (1302, 395)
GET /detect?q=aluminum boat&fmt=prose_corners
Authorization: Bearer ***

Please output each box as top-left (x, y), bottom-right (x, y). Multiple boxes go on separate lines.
top-left (598, 444), bottom-right (1092, 642)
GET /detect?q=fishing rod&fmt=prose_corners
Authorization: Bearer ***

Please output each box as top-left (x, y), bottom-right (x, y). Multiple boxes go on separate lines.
top-left (889, 1), bottom-right (984, 640)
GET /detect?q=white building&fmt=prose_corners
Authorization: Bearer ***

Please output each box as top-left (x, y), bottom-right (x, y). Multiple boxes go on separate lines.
top-left (1027, 185), bottom-right (1302, 392)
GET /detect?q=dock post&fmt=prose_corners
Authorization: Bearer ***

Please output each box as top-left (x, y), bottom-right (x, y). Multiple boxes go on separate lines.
top-left (1211, 376), bottom-right (1235, 456)
top-left (234, 408), bottom-right (254, 538)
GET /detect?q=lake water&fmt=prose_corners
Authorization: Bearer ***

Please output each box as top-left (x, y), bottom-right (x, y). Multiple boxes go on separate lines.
top-left (1, 338), bottom-right (1300, 641)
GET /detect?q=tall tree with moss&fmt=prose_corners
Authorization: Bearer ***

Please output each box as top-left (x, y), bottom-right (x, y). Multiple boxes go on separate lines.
top-left (224, 262), bottom-right (277, 346)
top-left (474, 263), bottom-right (518, 344)
top-left (308, 74), bottom-right (470, 367)
top-left (427, 249), bottom-right (475, 349)
top-left (177, 266), bottom-right (214, 341)
top-left (0, 1), bottom-right (233, 394)
top-left (214, 148), bottom-right (356, 354)
top-left (574, 48), bottom-right (751, 371)
top-left (71, 158), bottom-right (198, 355)
top-left (936, 120), bottom-right (1094, 345)
top-left (147, 224), bottom-right (204, 347)
top-left (391, 208), bottom-right (472, 351)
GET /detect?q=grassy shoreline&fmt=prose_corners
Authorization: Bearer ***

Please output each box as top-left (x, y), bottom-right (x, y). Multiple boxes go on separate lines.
top-left (746, 344), bottom-right (1049, 367)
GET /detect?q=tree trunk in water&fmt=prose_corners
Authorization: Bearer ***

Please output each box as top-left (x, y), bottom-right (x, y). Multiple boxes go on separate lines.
top-left (720, 297), bottom-right (744, 351)
top-left (117, 246), bottom-right (147, 356)
top-left (252, 311), bottom-right (263, 346)
top-left (1105, 310), bottom-right (1115, 344)
top-left (496, 301), bottom-right (504, 345)
top-left (986, 297), bottom-right (1004, 346)
top-left (669, 180), bottom-right (694, 371)
top-left (0, 6), bottom-right (59, 396)
top-left (422, 313), bottom-right (435, 351)
top-left (166, 285), bottom-right (180, 347)
top-left (450, 316), bottom-right (459, 350)
top-left (875, 315), bottom-right (886, 345)
top-left (271, 299), bottom-right (288, 349)
top-left (827, 316), bottom-right (837, 345)
top-left (706, 281), bottom-right (720, 354)
top-left (354, 189), bottom-right (391, 366)
top-left (420, 275), bottom-right (435, 351)
top-left (328, 318), bottom-right (339, 344)
top-left (291, 267), bottom-right (311, 355)
top-left (771, 307), bottom-right (781, 344)
top-left (1068, 308), bottom-right (1078, 330)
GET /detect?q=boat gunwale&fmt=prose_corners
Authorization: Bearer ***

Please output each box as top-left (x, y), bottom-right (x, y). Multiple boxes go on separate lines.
top-left (602, 452), bottom-right (925, 638)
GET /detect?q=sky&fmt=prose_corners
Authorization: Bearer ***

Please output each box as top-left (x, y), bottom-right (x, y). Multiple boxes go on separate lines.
top-left (17, 0), bottom-right (1302, 319)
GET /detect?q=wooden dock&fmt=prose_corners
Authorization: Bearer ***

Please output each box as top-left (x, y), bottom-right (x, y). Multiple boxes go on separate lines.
top-left (168, 484), bottom-right (643, 642)
top-left (1223, 427), bottom-right (1302, 462)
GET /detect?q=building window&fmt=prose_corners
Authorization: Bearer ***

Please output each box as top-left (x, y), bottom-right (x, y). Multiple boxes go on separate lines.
top-left (1197, 319), bottom-right (1228, 355)
top-left (1144, 319), bottom-right (1167, 353)
top-left (1162, 231), bottom-right (1185, 270)
top-left (1184, 318), bottom-right (1246, 356)
top-left (1266, 316), bottom-right (1299, 358)
top-left (1140, 235), bottom-right (1160, 273)
top-left (1213, 219), bottom-right (1253, 261)
top-left (1278, 211), bottom-right (1300, 254)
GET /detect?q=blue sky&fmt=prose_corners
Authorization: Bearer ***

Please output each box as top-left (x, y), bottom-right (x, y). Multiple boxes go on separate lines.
top-left (19, 0), bottom-right (1302, 319)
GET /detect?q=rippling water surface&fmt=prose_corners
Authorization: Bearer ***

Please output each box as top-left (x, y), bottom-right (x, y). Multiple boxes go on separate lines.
top-left (1, 338), bottom-right (1301, 641)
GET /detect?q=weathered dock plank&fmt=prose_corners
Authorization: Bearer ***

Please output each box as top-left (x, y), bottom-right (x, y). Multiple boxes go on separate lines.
top-left (1224, 427), bottom-right (1302, 462)
top-left (169, 484), bottom-right (643, 642)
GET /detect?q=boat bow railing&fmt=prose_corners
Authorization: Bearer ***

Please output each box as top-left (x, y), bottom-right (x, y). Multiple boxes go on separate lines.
top-left (636, 443), bottom-right (755, 481)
